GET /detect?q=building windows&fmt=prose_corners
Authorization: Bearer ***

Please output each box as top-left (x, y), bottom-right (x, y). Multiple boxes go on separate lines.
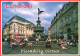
top-left (71, 12), bottom-right (73, 20)
top-left (75, 22), bottom-right (78, 29)
top-left (21, 26), bottom-right (22, 34)
top-left (74, 24), bottom-right (75, 30)
top-left (65, 17), bottom-right (67, 23)
top-left (14, 24), bottom-right (15, 33)
top-left (23, 27), bottom-right (24, 34)
top-left (23, 31), bottom-right (24, 34)
top-left (21, 30), bottom-right (22, 34)
top-left (76, 10), bottom-right (78, 19)
top-left (74, 23), bottom-right (78, 30)
top-left (10, 26), bottom-right (12, 31)
top-left (69, 15), bottom-right (72, 21)
top-left (18, 26), bottom-right (19, 34)
top-left (66, 17), bottom-right (68, 22)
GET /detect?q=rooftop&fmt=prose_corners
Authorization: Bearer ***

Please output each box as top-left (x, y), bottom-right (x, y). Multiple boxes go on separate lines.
top-left (3, 15), bottom-right (35, 29)
top-left (7, 15), bottom-right (34, 26)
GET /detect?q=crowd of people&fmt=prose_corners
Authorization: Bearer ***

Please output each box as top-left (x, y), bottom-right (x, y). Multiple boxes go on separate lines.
top-left (45, 36), bottom-right (78, 49)
top-left (3, 35), bottom-right (78, 49)
top-left (3, 38), bottom-right (31, 48)
top-left (3, 34), bottom-right (43, 48)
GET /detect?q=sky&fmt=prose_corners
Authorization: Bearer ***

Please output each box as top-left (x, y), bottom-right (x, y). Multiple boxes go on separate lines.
top-left (2, 1), bottom-right (68, 33)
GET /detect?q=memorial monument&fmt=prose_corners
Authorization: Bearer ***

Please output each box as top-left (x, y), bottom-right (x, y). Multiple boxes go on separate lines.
top-left (33, 8), bottom-right (44, 35)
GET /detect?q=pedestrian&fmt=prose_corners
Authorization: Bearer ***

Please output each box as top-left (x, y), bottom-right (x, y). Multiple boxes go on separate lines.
top-left (38, 34), bottom-right (41, 39)
top-left (46, 36), bottom-right (52, 44)
top-left (36, 38), bottom-right (39, 43)
top-left (24, 38), bottom-right (28, 46)
top-left (58, 41), bottom-right (62, 46)
top-left (4, 38), bottom-right (7, 43)
top-left (7, 38), bottom-right (11, 45)
top-left (61, 44), bottom-right (67, 49)
top-left (46, 40), bottom-right (51, 48)
top-left (53, 38), bottom-right (57, 44)
top-left (28, 41), bottom-right (32, 47)
top-left (9, 41), bottom-right (15, 48)
top-left (24, 38), bottom-right (28, 42)
top-left (19, 42), bottom-right (23, 47)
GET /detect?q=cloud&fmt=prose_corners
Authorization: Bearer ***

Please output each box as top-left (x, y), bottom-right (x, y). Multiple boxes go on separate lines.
top-left (58, 4), bottom-right (63, 9)
top-left (12, 1), bottom-right (19, 5)
top-left (10, 8), bottom-right (34, 16)
top-left (39, 8), bottom-right (46, 11)
top-left (41, 20), bottom-right (50, 24)
top-left (7, 2), bottom-right (38, 16)
top-left (26, 18), bottom-right (37, 25)
top-left (40, 13), bottom-right (52, 17)
top-left (29, 1), bottom-right (39, 5)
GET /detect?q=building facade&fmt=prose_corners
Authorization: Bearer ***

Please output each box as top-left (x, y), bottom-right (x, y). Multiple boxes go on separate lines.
top-left (3, 15), bottom-right (35, 39)
top-left (50, 2), bottom-right (78, 40)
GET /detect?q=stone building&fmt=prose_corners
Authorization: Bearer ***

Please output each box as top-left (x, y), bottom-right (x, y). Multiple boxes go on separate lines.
top-left (3, 15), bottom-right (35, 39)
top-left (50, 2), bottom-right (78, 40)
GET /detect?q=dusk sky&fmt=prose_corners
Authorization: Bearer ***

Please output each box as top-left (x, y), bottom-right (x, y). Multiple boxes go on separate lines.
top-left (2, 1), bottom-right (68, 31)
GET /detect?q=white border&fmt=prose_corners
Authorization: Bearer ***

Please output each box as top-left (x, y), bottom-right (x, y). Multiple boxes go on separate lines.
top-left (1, 1), bottom-right (79, 55)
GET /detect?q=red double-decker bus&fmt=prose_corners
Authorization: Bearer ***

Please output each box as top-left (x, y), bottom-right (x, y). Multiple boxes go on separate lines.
top-left (14, 34), bottom-right (25, 39)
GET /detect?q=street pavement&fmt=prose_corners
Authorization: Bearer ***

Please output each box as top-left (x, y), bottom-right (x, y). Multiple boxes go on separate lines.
top-left (2, 41), bottom-right (78, 54)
